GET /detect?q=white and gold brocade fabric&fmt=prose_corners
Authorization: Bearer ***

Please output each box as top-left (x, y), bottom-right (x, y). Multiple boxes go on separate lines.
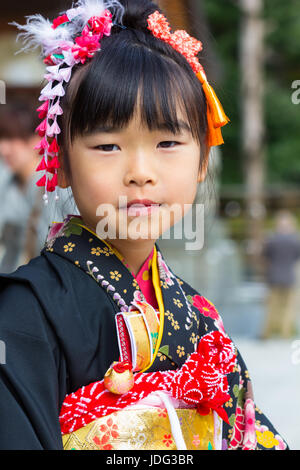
top-left (62, 406), bottom-right (219, 450)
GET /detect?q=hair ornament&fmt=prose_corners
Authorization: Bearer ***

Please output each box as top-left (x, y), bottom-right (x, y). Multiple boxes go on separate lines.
top-left (147, 10), bottom-right (230, 148)
top-left (11, 0), bottom-right (125, 204)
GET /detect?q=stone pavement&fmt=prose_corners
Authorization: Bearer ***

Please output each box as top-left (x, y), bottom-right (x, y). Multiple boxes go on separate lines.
top-left (232, 336), bottom-right (300, 450)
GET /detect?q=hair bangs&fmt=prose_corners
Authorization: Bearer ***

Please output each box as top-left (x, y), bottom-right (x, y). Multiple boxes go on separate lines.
top-left (66, 34), bottom-right (206, 145)
top-left (57, 29), bottom-right (208, 181)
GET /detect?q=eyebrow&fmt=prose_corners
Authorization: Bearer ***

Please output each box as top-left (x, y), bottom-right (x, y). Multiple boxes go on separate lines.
top-left (85, 120), bottom-right (192, 136)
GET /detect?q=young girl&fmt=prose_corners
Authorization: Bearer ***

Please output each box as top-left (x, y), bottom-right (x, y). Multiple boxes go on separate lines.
top-left (0, 0), bottom-right (288, 450)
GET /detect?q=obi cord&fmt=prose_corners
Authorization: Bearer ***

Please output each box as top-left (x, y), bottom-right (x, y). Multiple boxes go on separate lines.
top-left (11, 0), bottom-right (230, 205)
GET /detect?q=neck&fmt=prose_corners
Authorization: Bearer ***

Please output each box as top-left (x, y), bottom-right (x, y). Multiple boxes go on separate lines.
top-left (79, 217), bottom-right (157, 277)
top-left (104, 237), bottom-right (156, 277)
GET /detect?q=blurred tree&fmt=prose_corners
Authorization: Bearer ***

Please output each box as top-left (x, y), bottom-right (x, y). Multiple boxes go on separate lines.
top-left (240, 0), bottom-right (266, 275)
top-left (263, 0), bottom-right (300, 185)
top-left (202, 0), bottom-right (300, 187)
top-left (201, 0), bottom-right (241, 185)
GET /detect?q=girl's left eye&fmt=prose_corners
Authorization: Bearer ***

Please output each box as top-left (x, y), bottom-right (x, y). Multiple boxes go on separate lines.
top-left (158, 141), bottom-right (180, 148)
top-left (95, 144), bottom-right (120, 152)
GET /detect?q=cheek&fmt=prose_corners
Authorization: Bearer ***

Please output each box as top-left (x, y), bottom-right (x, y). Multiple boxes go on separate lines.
top-left (70, 157), bottom-right (119, 206)
top-left (167, 160), bottom-right (199, 203)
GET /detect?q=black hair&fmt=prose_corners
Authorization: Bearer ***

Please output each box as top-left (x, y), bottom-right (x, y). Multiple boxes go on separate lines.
top-left (57, 0), bottom-right (208, 181)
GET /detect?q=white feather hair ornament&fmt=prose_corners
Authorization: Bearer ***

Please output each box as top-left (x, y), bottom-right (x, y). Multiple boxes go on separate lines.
top-left (67, 0), bottom-right (124, 27)
top-left (10, 0), bottom-right (124, 57)
top-left (9, 15), bottom-right (77, 57)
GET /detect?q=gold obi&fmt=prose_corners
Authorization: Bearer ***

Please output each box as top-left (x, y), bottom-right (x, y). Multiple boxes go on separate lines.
top-left (62, 406), bottom-right (217, 450)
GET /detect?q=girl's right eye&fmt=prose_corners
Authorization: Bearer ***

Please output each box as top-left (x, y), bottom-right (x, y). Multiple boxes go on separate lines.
top-left (95, 144), bottom-right (120, 152)
top-left (158, 141), bottom-right (180, 149)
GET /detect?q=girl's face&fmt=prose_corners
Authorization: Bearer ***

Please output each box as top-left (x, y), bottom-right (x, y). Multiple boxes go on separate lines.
top-left (59, 108), bottom-right (209, 244)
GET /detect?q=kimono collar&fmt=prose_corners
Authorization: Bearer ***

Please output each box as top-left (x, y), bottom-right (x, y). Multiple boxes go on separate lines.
top-left (43, 214), bottom-right (201, 371)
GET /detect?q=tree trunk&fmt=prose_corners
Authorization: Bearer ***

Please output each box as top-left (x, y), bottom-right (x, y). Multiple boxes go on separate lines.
top-left (239, 0), bottom-right (266, 278)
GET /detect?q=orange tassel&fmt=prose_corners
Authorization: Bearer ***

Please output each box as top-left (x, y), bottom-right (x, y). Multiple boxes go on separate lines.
top-left (206, 104), bottom-right (224, 147)
top-left (196, 70), bottom-right (230, 147)
top-left (202, 81), bottom-right (230, 128)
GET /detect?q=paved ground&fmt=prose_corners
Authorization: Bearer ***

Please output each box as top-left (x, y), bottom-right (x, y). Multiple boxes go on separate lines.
top-left (232, 336), bottom-right (300, 450)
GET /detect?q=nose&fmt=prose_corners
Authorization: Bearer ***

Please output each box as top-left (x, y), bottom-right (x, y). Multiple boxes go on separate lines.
top-left (123, 149), bottom-right (158, 187)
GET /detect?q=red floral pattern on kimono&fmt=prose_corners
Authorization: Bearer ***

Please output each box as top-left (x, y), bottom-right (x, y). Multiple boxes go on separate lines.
top-left (229, 399), bottom-right (257, 450)
top-left (192, 295), bottom-right (226, 334)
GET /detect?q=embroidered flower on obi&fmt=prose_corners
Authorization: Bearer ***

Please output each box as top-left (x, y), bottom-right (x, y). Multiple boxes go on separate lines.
top-left (162, 434), bottom-right (173, 447)
top-left (92, 415), bottom-right (119, 450)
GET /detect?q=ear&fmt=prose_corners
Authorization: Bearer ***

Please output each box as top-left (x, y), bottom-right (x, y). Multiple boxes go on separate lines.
top-left (197, 146), bottom-right (211, 183)
top-left (57, 153), bottom-right (70, 189)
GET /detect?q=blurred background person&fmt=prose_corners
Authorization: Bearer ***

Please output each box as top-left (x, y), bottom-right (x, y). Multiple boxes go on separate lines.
top-left (0, 100), bottom-right (78, 273)
top-left (261, 210), bottom-right (300, 339)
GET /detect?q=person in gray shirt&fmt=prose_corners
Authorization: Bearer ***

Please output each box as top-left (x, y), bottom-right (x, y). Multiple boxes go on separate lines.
top-left (0, 100), bottom-right (78, 273)
top-left (261, 210), bottom-right (300, 338)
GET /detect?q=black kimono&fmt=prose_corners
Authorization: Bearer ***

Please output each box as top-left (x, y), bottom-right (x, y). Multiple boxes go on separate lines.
top-left (0, 215), bottom-right (288, 450)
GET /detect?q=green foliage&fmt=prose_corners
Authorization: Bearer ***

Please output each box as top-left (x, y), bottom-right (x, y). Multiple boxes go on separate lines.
top-left (202, 0), bottom-right (241, 185)
top-left (201, 0), bottom-right (300, 185)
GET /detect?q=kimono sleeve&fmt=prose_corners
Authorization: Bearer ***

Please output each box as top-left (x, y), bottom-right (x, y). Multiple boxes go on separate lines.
top-left (0, 281), bottom-right (64, 450)
top-left (223, 348), bottom-right (289, 450)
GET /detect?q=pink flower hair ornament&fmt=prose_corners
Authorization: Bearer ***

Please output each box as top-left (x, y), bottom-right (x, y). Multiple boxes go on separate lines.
top-left (11, 0), bottom-right (124, 205)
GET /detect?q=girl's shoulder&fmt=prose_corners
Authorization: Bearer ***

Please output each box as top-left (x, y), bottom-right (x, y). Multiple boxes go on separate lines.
top-left (0, 251), bottom-right (73, 313)
top-left (0, 249), bottom-right (101, 295)
top-left (0, 253), bottom-right (61, 345)
top-left (0, 250), bottom-right (107, 342)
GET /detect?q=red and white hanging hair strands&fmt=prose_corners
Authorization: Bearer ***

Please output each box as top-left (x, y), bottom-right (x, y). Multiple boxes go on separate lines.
top-left (11, 0), bottom-right (124, 205)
